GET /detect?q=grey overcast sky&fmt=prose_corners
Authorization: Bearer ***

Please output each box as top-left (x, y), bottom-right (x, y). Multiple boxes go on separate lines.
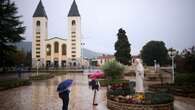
top-left (13, 0), bottom-right (195, 55)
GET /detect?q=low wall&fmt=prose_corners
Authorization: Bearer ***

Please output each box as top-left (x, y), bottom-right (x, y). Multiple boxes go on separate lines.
top-left (107, 99), bottom-right (174, 110)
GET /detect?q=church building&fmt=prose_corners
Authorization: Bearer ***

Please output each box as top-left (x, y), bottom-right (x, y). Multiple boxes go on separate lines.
top-left (32, 0), bottom-right (82, 68)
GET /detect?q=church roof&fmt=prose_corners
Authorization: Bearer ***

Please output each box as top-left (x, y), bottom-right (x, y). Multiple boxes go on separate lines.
top-left (33, 0), bottom-right (47, 18)
top-left (46, 37), bottom-right (67, 41)
top-left (68, 0), bottom-right (80, 17)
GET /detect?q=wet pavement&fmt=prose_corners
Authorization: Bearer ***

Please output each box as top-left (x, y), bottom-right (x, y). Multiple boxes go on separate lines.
top-left (0, 73), bottom-right (108, 110)
top-left (0, 73), bottom-right (195, 110)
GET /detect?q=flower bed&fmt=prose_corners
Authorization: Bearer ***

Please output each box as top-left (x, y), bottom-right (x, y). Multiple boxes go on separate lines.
top-left (107, 99), bottom-right (174, 110)
top-left (107, 83), bottom-right (174, 110)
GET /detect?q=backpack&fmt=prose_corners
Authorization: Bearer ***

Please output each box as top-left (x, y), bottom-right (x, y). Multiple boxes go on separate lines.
top-left (90, 80), bottom-right (99, 90)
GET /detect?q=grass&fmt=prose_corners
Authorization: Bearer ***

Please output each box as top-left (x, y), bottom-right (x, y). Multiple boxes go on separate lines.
top-left (30, 73), bottom-right (55, 80)
top-left (0, 79), bottom-right (32, 91)
top-left (51, 71), bottom-right (67, 76)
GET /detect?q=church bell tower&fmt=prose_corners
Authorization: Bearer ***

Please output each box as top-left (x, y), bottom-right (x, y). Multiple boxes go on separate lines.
top-left (32, 0), bottom-right (48, 68)
top-left (67, 0), bottom-right (81, 62)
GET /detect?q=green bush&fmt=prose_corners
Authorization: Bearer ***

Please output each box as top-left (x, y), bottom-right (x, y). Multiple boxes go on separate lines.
top-left (101, 60), bottom-right (124, 80)
top-left (144, 92), bottom-right (174, 104)
top-left (175, 73), bottom-right (195, 84)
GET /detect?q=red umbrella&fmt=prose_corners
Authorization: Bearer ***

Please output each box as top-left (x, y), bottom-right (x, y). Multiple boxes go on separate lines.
top-left (89, 70), bottom-right (104, 79)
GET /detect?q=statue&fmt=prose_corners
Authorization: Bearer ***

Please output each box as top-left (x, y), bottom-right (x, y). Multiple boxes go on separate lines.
top-left (134, 59), bottom-right (144, 93)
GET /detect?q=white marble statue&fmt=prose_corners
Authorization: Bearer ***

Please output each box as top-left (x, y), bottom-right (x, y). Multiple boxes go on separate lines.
top-left (134, 59), bottom-right (144, 93)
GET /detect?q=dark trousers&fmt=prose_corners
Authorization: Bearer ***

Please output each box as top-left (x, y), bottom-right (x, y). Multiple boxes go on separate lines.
top-left (62, 98), bottom-right (69, 110)
top-left (59, 91), bottom-right (70, 110)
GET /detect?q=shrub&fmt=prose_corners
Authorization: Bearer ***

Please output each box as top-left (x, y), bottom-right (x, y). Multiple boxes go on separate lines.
top-left (144, 92), bottom-right (174, 104)
top-left (101, 60), bottom-right (124, 80)
top-left (175, 73), bottom-right (195, 84)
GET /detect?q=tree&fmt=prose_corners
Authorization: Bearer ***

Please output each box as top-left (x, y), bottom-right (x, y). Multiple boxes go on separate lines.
top-left (0, 0), bottom-right (25, 71)
top-left (141, 41), bottom-right (169, 66)
top-left (114, 28), bottom-right (131, 65)
top-left (176, 46), bottom-right (195, 73)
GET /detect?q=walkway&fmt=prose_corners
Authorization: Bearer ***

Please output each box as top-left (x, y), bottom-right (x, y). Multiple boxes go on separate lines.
top-left (0, 73), bottom-right (195, 110)
top-left (0, 73), bottom-right (108, 110)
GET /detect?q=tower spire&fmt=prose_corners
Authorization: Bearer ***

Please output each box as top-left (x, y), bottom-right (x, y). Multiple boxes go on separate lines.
top-left (68, 0), bottom-right (80, 17)
top-left (33, 0), bottom-right (47, 18)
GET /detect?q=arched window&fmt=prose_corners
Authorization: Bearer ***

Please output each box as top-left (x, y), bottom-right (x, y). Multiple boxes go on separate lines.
top-left (54, 42), bottom-right (59, 53)
top-left (46, 44), bottom-right (51, 56)
top-left (36, 21), bottom-right (40, 26)
top-left (72, 20), bottom-right (76, 25)
top-left (62, 44), bottom-right (67, 55)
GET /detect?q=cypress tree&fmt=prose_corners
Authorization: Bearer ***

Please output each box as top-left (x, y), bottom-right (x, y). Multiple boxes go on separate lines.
top-left (0, 0), bottom-right (25, 71)
top-left (114, 28), bottom-right (131, 65)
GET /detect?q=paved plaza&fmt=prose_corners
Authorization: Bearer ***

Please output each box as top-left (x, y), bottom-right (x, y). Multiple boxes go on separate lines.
top-left (0, 73), bottom-right (195, 110)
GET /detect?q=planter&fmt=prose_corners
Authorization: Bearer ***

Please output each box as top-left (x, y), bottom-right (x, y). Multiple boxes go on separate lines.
top-left (107, 99), bottom-right (174, 110)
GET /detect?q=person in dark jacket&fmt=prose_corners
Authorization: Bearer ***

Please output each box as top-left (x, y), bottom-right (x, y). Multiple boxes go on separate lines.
top-left (59, 89), bottom-right (70, 110)
top-left (89, 79), bottom-right (100, 105)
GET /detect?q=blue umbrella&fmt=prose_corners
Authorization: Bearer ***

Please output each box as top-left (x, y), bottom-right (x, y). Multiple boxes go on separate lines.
top-left (57, 79), bottom-right (73, 93)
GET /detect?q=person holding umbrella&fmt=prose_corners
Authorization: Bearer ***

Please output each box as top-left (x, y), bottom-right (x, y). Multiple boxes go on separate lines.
top-left (89, 77), bottom-right (100, 106)
top-left (57, 79), bottom-right (73, 110)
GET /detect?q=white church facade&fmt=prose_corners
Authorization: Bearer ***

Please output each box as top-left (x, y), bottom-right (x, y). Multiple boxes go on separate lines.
top-left (32, 0), bottom-right (81, 68)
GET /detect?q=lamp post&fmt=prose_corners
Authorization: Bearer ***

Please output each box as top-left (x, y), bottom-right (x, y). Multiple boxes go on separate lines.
top-left (154, 60), bottom-right (157, 72)
top-left (36, 60), bottom-right (40, 76)
top-left (81, 42), bottom-right (85, 68)
top-left (168, 48), bottom-right (176, 83)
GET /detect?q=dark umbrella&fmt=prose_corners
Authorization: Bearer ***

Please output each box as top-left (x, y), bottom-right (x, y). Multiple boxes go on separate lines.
top-left (57, 79), bottom-right (73, 93)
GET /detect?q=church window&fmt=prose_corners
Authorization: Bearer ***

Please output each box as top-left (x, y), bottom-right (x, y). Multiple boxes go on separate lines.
top-left (62, 44), bottom-right (67, 55)
top-left (72, 20), bottom-right (76, 25)
top-left (54, 42), bottom-right (59, 53)
top-left (46, 44), bottom-right (51, 56)
top-left (36, 21), bottom-right (40, 26)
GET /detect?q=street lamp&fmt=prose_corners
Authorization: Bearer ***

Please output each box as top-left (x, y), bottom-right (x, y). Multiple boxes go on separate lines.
top-left (81, 42), bottom-right (85, 68)
top-left (36, 60), bottom-right (40, 76)
top-left (154, 60), bottom-right (157, 73)
top-left (168, 48), bottom-right (176, 83)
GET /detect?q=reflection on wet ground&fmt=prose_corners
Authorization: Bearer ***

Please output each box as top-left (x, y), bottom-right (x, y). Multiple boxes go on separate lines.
top-left (0, 73), bottom-right (195, 110)
top-left (0, 73), bottom-right (108, 110)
